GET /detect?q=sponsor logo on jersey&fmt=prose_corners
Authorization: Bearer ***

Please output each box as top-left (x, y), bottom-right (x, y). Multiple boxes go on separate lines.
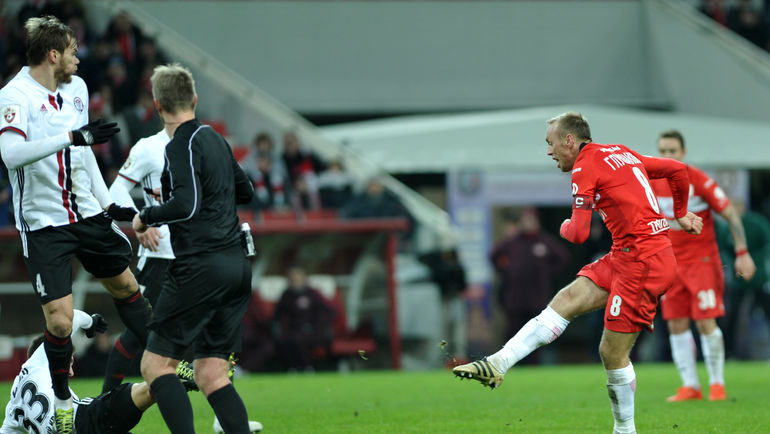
top-left (647, 217), bottom-right (670, 235)
top-left (40, 104), bottom-right (47, 112)
top-left (74, 97), bottom-right (84, 112)
top-left (2, 104), bottom-right (19, 124)
top-left (571, 182), bottom-right (578, 195)
top-left (572, 167), bottom-right (582, 174)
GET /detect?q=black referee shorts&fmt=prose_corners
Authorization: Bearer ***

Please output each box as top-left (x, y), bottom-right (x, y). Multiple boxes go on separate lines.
top-left (74, 383), bottom-right (143, 434)
top-left (136, 257), bottom-right (172, 306)
top-left (22, 213), bottom-right (132, 304)
top-left (147, 245), bottom-right (251, 360)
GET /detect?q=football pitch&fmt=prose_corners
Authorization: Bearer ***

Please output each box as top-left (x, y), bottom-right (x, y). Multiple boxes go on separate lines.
top-left (1, 361), bottom-right (767, 433)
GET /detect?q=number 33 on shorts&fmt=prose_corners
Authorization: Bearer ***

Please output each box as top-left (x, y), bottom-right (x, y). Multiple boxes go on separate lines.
top-left (609, 295), bottom-right (623, 316)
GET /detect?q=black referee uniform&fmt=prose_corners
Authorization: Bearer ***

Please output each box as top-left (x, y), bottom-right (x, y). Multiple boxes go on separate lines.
top-left (139, 119), bottom-right (254, 360)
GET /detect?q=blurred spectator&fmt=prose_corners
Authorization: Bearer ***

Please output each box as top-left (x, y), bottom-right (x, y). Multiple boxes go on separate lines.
top-left (106, 55), bottom-right (138, 113)
top-left (273, 266), bottom-right (335, 372)
top-left (317, 159), bottom-right (354, 210)
top-left (88, 91), bottom-right (125, 184)
top-left (341, 177), bottom-right (406, 219)
top-left (289, 176), bottom-right (321, 214)
top-left (121, 87), bottom-right (162, 145)
top-left (74, 332), bottom-right (113, 378)
top-left (716, 200), bottom-right (770, 359)
top-left (489, 207), bottom-right (570, 362)
top-left (281, 130), bottom-right (324, 193)
top-left (699, 0), bottom-right (728, 26)
top-left (341, 177), bottom-right (414, 243)
top-left (239, 294), bottom-right (277, 372)
top-left (243, 131), bottom-right (287, 180)
top-left (103, 11), bottom-right (144, 68)
top-left (727, 0), bottom-right (767, 48)
top-left (78, 36), bottom-right (114, 92)
top-left (250, 154), bottom-right (287, 211)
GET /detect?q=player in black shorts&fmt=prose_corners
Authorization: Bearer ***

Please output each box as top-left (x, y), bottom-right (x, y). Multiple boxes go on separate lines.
top-left (0, 16), bottom-right (153, 433)
top-left (132, 63), bottom-right (255, 433)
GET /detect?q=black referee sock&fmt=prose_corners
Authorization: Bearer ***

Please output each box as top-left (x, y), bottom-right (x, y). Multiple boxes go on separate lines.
top-left (43, 329), bottom-right (72, 400)
top-left (113, 290), bottom-right (151, 347)
top-left (207, 383), bottom-right (251, 434)
top-left (102, 331), bottom-right (141, 393)
top-left (150, 374), bottom-right (195, 434)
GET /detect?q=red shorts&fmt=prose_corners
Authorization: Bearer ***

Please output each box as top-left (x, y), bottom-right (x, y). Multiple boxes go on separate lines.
top-left (578, 247), bottom-right (677, 333)
top-left (660, 259), bottom-right (725, 321)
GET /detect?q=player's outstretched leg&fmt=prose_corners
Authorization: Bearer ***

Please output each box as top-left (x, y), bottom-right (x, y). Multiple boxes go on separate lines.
top-left (667, 329), bottom-right (702, 402)
top-left (453, 306), bottom-right (569, 389)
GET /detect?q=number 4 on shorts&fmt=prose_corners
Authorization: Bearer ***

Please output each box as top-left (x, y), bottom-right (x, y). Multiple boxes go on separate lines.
top-left (35, 273), bottom-right (47, 298)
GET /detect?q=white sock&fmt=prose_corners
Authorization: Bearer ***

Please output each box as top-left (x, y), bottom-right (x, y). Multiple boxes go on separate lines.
top-left (669, 330), bottom-right (700, 389)
top-left (700, 327), bottom-right (725, 385)
top-left (606, 363), bottom-right (636, 434)
top-left (54, 396), bottom-right (72, 410)
top-left (488, 306), bottom-right (569, 372)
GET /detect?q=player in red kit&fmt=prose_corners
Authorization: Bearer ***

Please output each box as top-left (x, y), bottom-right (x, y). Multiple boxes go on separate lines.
top-left (453, 112), bottom-right (703, 434)
top-left (650, 130), bottom-right (755, 402)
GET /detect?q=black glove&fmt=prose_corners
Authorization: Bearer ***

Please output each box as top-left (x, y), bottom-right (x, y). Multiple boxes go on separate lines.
top-left (71, 118), bottom-right (120, 146)
top-left (85, 314), bottom-right (108, 338)
top-left (106, 203), bottom-right (138, 222)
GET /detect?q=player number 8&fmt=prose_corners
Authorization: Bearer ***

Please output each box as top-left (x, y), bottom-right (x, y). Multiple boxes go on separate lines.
top-left (609, 295), bottom-right (622, 317)
top-left (632, 166), bottom-right (661, 214)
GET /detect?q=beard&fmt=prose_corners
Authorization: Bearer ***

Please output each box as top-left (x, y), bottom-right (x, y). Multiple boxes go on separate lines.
top-left (54, 65), bottom-right (74, 85)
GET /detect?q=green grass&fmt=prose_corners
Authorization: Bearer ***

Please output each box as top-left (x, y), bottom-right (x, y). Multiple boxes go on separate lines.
top-left (1, 362), bottom-right (768, 433)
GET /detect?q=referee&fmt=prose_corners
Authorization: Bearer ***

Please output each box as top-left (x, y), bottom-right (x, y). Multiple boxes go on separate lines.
top-left (132, 63), bottom-right (255, 434)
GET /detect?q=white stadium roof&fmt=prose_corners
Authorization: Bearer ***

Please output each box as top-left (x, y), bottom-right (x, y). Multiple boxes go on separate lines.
top-left (322, 105), bottom-right (770, 174)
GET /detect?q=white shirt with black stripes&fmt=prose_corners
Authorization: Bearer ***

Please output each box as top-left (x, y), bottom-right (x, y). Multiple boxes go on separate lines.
top-left (0, 67), bottom-right (109, 233)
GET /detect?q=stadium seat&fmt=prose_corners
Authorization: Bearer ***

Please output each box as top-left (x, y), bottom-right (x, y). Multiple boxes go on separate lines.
top-left (260, 210), bottom-right (298, 222)
top-left (301, 209), bottom-right (338, 220)
top-left (328, 288), bottom-right (376, 361)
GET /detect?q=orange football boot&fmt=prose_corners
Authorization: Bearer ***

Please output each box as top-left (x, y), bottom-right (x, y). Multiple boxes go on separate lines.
top-left (666, 386), bottom-right (703, 402)
top-left (709, 383), bottom-right (727, 401)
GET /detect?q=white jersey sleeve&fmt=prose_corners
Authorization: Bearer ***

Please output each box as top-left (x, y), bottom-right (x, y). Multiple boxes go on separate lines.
top-left (114, 129), bottom-right (174, 260)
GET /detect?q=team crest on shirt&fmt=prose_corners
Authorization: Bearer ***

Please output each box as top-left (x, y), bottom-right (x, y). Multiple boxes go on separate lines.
top-left (1, 105), bottom-right (19, 125)
top-left (40, 104), bottom-right (47, 112)
top-left (74, 97), bottom-right (84, 112)
top-left (122, 154), bottom-right (135, 170)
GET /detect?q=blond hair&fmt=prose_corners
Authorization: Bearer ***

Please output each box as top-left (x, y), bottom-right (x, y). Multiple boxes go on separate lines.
top-left (150, 63), bottom-right (196, 114)
top-left (547, 112), bottom-right (592, 142)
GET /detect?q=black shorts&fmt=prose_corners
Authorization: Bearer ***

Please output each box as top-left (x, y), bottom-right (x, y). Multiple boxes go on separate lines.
top-left (74, 383), bottom-right (143, 434)
top-left (22, 213), bottom-right (132, 304)
top-left (136, 257), bottom-right (171, 306)
top-left (147, 245), bottom-right (251, 360)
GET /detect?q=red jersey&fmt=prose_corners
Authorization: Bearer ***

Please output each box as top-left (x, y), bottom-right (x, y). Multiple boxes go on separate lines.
top-left (650, 165), bottom-right (728, 264)
top-left (564, 143), bottom-right (690, 259)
